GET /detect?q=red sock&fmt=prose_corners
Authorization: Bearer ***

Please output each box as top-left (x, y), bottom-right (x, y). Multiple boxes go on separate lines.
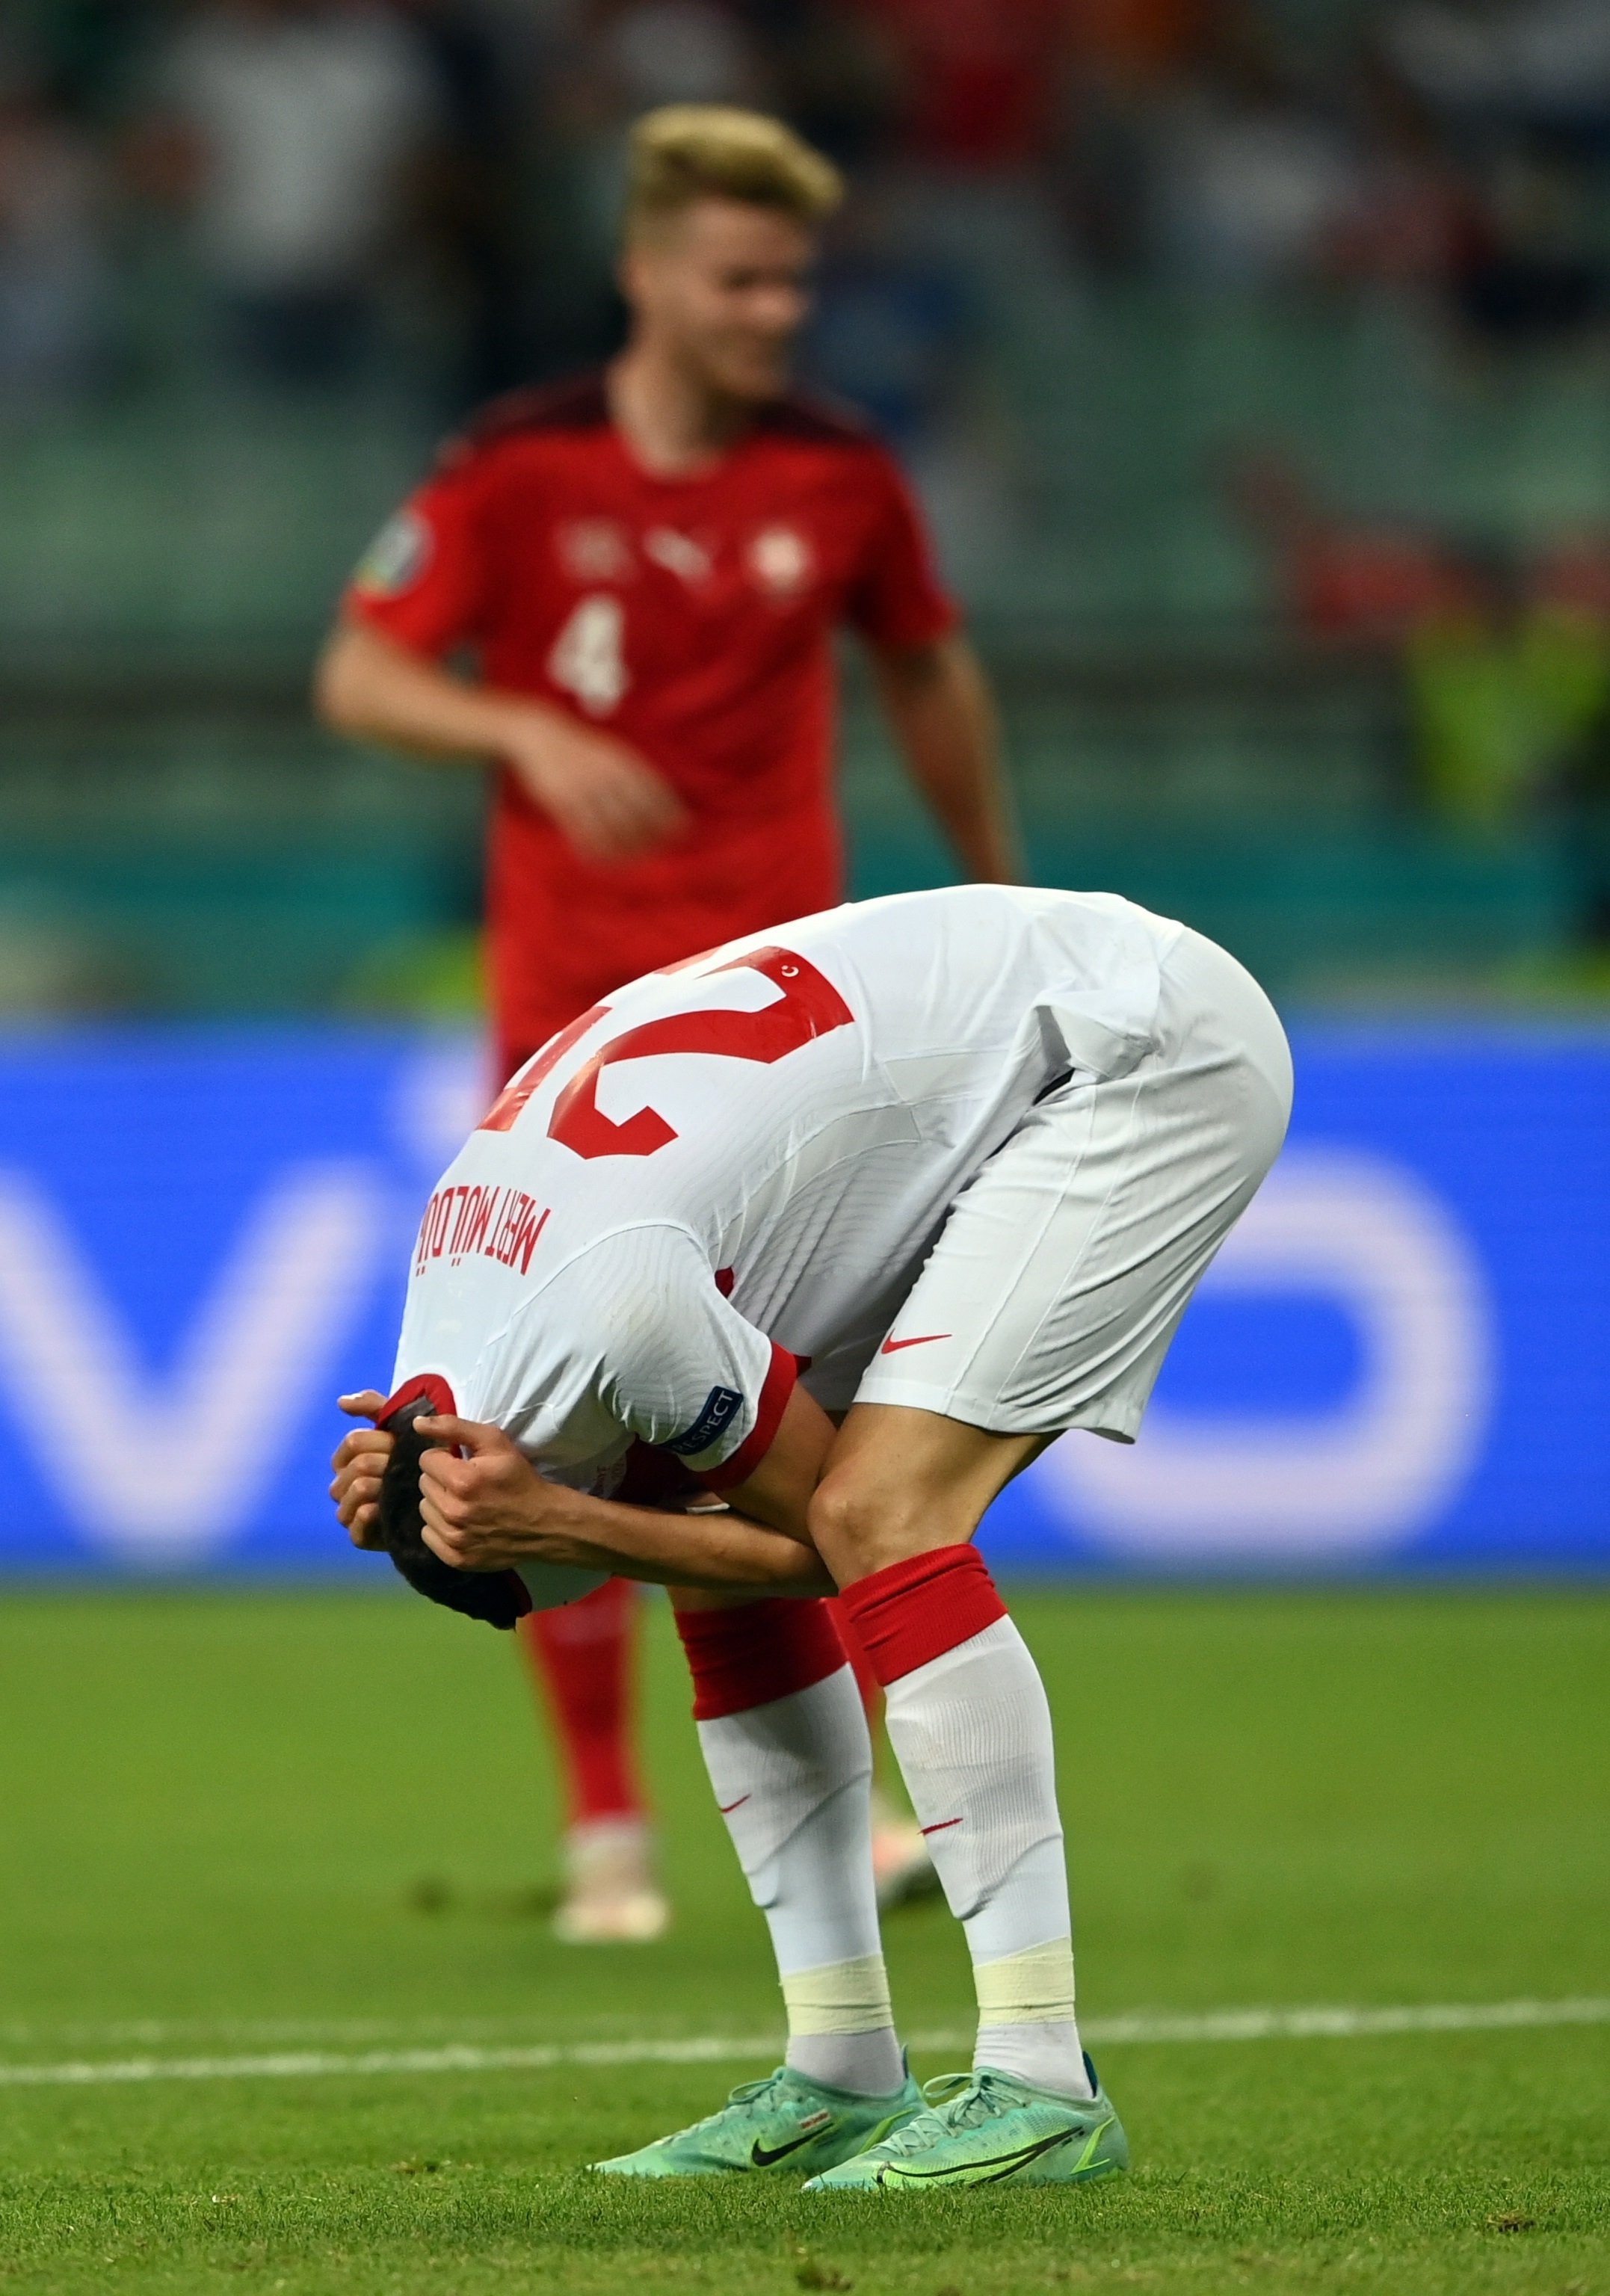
top-left (521, 1578), bottom-right (646, 1827)
top-left (673, 1598), bottom-right (847, 1721)
top-left (829, 1597), bottom-right (882, 1724)
top-left (835, 1545), bottom-right (1008, 1688)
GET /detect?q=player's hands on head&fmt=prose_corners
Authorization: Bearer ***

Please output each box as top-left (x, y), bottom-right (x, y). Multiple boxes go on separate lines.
top-left (505, 710), bottom-right (687, 863)
top-left (330, 1390), bottom-right (393, 1549)
top-left (412, 1412), bottom-right (581, 1573)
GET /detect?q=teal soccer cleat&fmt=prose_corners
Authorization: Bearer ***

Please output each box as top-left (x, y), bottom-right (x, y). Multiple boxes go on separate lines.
top-left (802, 2060), bottom-right (1128, 2192)
top-left (591, 2063), bottom-right (923, 2179)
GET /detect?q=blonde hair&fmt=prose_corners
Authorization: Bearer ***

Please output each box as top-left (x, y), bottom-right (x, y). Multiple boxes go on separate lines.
top-left (623, 106), bottom-right (843, 241)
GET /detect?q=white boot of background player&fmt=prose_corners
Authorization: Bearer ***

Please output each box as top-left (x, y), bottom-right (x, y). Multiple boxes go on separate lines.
top-left (554, 1816), bottom-right (670, 1945)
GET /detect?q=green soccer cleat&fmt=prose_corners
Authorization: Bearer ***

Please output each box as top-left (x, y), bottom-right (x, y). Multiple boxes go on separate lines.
top-left (801, 2059), bottom-right (1128, 2192)
top-left (590, 2063), bottom-right (924, 2179)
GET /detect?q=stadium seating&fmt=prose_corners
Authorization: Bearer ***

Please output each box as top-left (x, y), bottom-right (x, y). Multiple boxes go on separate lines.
top-left (2, 290), bottom-right (1602, 1014)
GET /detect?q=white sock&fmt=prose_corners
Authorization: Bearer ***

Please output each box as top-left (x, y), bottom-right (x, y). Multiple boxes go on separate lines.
top-left (881, 1617), bottom-right (1093, 2099)
top-left (973, 1924), bottom-right (1085, 2096)
top-left (697, 1664), bottom-right (905, 2096)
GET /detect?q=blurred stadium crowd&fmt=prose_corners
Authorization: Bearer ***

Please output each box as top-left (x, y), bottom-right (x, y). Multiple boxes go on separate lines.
top-left (5, 1), bottom-right (1610, 1018)
top-left (5, 0), bottom-right (1610, 442)
top-left (7, 1), bottom-right (1610, 414)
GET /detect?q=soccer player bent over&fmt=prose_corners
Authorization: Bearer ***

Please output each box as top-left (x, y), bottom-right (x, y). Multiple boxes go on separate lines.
top-left (318, 103), bottom-right (1014, 1941)
top-left (331, 884), bottom-right (1291, 2189)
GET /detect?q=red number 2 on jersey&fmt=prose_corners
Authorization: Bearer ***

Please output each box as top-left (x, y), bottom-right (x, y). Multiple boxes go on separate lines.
top-left (479, 946), bottom-right (853, 1156)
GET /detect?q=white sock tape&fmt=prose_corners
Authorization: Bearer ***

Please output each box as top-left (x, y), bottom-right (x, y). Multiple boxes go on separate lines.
top-left (973, 1937), bottom-right (1077, 2026)
top-left (782, 1953), bottom-right (895, 2036)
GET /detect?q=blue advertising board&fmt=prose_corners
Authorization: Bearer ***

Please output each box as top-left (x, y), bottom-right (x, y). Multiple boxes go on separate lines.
top-left (0, 1025), bottom-right (1605, 1577)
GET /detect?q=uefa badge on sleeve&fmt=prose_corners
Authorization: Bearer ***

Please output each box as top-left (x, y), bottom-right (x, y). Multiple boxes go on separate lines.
top-left (353, 509), bottom-right (431, 598)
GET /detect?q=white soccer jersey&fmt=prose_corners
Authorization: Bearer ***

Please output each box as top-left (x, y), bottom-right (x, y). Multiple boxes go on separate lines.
top-left (391, 885), bottom-right (1188, 1493)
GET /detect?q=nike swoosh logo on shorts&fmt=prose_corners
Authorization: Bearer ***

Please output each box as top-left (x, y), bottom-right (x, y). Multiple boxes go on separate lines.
top-left (718, 1795), bottom-right (750, 1815)
top-left (880, 1333), bottom-right (951, 1354)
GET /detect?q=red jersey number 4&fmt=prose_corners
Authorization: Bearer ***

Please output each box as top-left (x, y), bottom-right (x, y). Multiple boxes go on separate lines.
top-left (480, 945), bottom-right (852, 1156)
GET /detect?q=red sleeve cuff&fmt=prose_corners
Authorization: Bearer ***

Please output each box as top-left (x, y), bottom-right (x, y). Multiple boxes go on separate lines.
top-left (864, 596), bottom-right (960, 653)
top-left (696, 1342), bottom-right (799, 1491)
top-left (340, 588), bottom-right (454, 656)
top-left (377, 1371), bottom-right (457, 1425)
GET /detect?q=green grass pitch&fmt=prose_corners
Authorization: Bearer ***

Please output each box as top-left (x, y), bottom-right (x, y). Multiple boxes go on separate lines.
top-left (0, 1584), bottom-right (1604, 2295)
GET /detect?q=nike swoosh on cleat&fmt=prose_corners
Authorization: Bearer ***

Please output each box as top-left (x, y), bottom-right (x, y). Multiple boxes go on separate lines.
top-left (883, 2125), bottom-right (1096, 2185)
top-left (718, 1795), bottom-right (750, 1815)
top-left (750, 2125), bottom-right (832, 2168)
top-left (880, 1333), bottom-right (951, 1354)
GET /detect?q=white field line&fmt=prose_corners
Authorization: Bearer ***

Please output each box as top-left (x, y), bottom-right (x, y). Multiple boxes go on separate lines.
top-left (0, 1998), bottom-right (1603, 2091)
top-left (1077, 1997), bottom-right (1610, 2046)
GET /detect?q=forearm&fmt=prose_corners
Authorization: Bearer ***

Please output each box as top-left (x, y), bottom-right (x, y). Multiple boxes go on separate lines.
top-left (315, 619), bottom-right (685, 861)
top-left (314, 620), bottom-right (556, 767)
top-left (519, 1488), bottom-right (835, 1596)
top-left (872, 635), bottom-right (1020, 883)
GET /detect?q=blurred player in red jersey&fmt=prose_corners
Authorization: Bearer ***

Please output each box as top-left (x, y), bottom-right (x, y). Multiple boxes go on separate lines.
top-left (315, 105), bottom-right (1019, 1944)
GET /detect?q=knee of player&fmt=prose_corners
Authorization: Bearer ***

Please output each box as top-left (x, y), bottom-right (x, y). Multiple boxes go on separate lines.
top-left (807, 1469), bottom-right (928, 1579)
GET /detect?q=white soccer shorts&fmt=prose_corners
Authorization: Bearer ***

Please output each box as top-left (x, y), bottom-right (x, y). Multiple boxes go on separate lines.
top-left (854, 927), bottom-right (1294, 1442)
